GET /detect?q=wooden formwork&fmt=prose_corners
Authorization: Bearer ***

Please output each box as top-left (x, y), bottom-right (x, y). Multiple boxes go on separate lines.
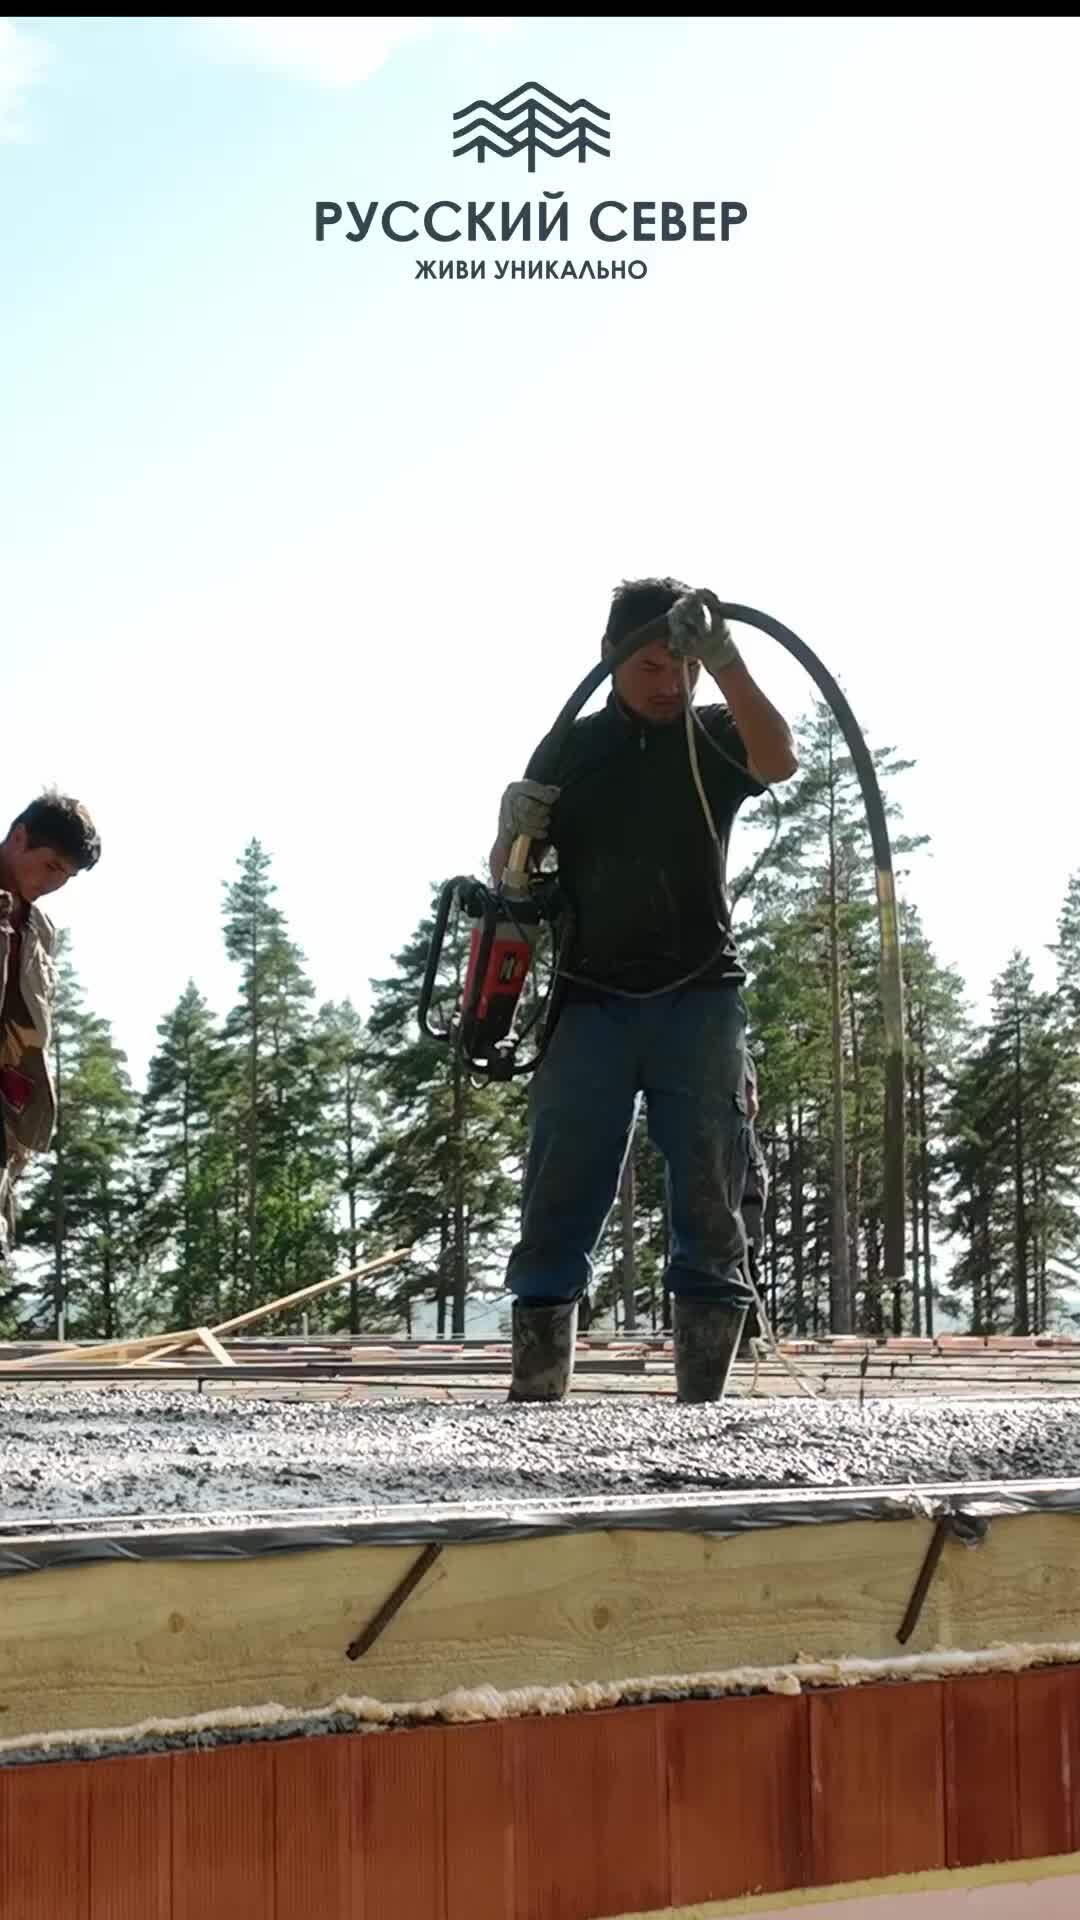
top-left (4, 1483), bottom-right (1080, 1745)
top-left (3, 1478), bottom-right (1080, 1913)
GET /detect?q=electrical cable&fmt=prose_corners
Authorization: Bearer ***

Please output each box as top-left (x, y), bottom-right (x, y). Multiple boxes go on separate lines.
top-left (685, 695), bottom-right (784, 910)
top-left (676, 665), bottom-right (817, 1391)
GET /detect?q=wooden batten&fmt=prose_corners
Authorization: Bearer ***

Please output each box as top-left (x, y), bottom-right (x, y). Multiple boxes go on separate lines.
top-left (3, 1501), bottom-right (1080, 1749)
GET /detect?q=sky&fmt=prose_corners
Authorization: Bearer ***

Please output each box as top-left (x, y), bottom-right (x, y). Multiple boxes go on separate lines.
top-left (2, 14), bottom-right (1079, 1088)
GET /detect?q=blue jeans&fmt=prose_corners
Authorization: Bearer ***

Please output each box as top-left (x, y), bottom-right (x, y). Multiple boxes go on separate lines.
top-left (506, 987), bottom-right (753, 1310)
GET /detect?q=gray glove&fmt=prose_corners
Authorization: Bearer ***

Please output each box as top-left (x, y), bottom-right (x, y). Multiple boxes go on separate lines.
top-left (667, 587), bottom-right (741, 673)
top-left (498, 779), bottom-right (560, 842)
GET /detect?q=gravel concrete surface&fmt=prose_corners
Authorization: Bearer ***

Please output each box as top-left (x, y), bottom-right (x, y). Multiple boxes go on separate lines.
top-left (2, 1388), bottom-right (1080, 1530)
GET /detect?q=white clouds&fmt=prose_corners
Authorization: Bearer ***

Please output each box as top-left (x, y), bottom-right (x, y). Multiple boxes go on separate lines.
top-left (198, 15), bottom-right (517, 89)
top-left (0, 17), bottom-right (49, 139)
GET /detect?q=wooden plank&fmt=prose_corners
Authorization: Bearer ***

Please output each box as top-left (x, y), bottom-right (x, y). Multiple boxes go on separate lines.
top-left (0, 1250), bottom-right (409, 1372)
top-left (7, 1512), bottom-right (1080, 1750)
top-left (945, 1672), bottom-right (1020, 1868)
top-left (173, 1746), bottom-right (274, 1920)
top-left (355, 1727), bottom-right (445, 1916)
top-left (0, 1758), bottom-right (90, 1919)
top-left (89, 1754), bottom-right (172, 1920)
top-left (667, 1693), bottom-right (809, 1904)
top-left (444, 1722), bottom-right (515, 1920)
top-left (135, 1252), bottom-right (410, 1363)
top-left (511, 1704), bottom-right (668, 1918)
top-left (127, 1341), bottom-right (197, 1368)
top-left (206, 1251), bottom-right (409, 1341)
top-left (274, 1735), bottom-right (357, 1920)
top-left (0, 1330), bottom-right (201, 1370)
top-left (809, 1680), bottom-right (946, 1884)
top-left (194, 1328), bottom-right (236, 1368)
top-left (1016, 1665), bottom-right (1080, 1859)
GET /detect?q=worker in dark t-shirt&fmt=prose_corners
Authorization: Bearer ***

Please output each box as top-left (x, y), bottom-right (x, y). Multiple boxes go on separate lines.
top-left (489, 577), bottom-right (798, 1404)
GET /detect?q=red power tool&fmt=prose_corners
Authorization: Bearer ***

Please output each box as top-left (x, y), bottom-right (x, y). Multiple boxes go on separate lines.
top-left (419, 858), bottom-right (556, 1080)
top-left (417, 606), bottom-right (680, 1080)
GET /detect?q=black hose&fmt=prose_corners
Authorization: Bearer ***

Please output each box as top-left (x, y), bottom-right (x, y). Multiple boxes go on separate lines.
top-left (711, 604), bottom-right (906, 1292)
top-left (521, 601), bottom-right (906, 1291)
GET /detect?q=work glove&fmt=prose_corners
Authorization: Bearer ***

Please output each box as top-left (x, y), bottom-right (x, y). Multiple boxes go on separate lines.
top-left (498, 779), bottom-right (560, 843)
top-left (667, 587), bottom-right (741, 674)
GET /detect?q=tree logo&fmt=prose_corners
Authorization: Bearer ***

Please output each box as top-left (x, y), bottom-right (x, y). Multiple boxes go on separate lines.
top-left (453, 82), bottom-right (611, 172)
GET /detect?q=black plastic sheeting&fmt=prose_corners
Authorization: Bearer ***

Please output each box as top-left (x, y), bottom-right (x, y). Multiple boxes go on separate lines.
top-left (4, 1475), bottom-right (1080, 1578)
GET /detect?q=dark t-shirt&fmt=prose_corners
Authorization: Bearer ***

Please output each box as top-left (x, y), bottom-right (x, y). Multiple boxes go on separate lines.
top-left (546, 693), bottom-right (764, 999)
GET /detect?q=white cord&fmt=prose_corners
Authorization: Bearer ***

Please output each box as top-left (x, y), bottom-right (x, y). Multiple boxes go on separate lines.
top-left (680, 664), bottom-right (818, 1400)
top-left (682, 664), bottom-right (722, 849)
top-left (741, 1254), bottom-right (820, 1399)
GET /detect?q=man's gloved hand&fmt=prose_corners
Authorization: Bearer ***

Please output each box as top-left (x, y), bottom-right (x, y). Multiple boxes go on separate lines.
top-left (667, 587), bottom-right (741, 674)
top-left (498, 779), bottom-right (560, 843)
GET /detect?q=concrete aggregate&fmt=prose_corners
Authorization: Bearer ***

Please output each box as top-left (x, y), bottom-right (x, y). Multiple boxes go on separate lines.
top-left (2, 1388), bottom-right (1078, 1529)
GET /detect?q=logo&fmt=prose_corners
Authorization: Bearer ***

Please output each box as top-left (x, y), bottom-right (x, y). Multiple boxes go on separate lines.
top-left (315, 83), bottom-right (748, 287)
top-left (453, 81), bottom-right (610, 172)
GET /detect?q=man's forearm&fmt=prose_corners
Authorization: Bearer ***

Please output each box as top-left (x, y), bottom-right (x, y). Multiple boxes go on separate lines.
top-left (708, 658), bottom-right (798, 783)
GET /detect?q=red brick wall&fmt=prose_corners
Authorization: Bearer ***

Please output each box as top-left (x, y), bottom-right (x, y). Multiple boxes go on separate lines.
top-left (1, 1668), bottom-right (1078, 1918)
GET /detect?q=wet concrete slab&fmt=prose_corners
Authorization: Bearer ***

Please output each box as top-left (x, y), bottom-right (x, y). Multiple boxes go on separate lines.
top-left (3, 1387), bottom-right (1079, 1529)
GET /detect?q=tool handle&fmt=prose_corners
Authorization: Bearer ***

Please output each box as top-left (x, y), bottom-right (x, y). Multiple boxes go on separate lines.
top-left (500, 833), bottom-right (533, 895)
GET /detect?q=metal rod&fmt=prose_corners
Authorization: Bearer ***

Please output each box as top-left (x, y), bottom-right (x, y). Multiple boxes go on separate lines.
top-left (345, 1543), bottom-right (444, 1661)
top-left (896, 1514), bottom-right (950, 1644)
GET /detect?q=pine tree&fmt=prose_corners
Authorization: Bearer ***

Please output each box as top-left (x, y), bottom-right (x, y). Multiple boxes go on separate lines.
top-left (1049, 872), bottom-right (1080, 1029)
top-left (137, 982), bottom-right (228, 1327)
top-left (941, 952), bottom-right (1080, 1333)
top-left (34, 932), bottom-right (84, 1336)
top-left (257, 936), bottom-right (335, 1310)
top-left (361, 896), bottom-right (523, 1336)
top-left (67, 1015), bottom-right (138, 1336)
top-left (740, 698), bottom-right (927, 1335)
top-left (220, 841), bottom-right (333, 1315)
top-left (1025, 1010), bottom-right (1080, 1328)
top-left (311, 999), bottom-right (375, 1332)
top-left (900, 908), bottom-right (969, 1336)
top-left (222, 841), bottom-right (286, 1305)
top-left (942, 1036), bottom-right (1013, 1332)
top-left (741, 900), bottom-right (831, 1334)
top-left (17, 938), bottom-right (137, 1338)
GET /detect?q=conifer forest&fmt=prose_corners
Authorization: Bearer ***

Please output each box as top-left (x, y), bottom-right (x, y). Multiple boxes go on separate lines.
top-left (6, 700), bottom-right (1080, 1343)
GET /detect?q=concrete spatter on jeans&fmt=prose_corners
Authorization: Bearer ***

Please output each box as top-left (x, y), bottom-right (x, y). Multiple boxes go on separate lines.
top-left (506, 986), bottom-right (753, 1313)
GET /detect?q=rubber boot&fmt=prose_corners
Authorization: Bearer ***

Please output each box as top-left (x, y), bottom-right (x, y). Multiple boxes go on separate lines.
top-left (507, 1301), bottom-right (577, 1404)
top-left (673, 1298), bottom-right (747, 1404)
